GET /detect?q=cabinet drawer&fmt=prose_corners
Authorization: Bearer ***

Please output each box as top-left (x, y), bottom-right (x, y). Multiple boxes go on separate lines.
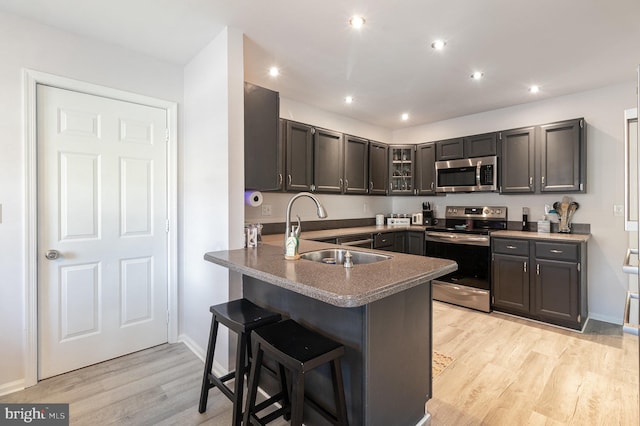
top-left (534, 242), bottom-right (578, 262)
top-left (373, 232), bottom-right (394, 248)
top-left (493, 238), bottom-right (529, 256)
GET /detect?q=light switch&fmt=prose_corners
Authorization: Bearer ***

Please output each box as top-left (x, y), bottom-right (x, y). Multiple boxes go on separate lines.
top-left (614, 204), bottom-right (624, 216)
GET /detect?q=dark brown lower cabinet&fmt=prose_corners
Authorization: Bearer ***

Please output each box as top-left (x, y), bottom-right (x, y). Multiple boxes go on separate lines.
top-left (492, 253), bottom-right (530, 315)
top-left (405, 231), bottom-right (425, 255)
top-left (492, 237), bottom-right (587, 330)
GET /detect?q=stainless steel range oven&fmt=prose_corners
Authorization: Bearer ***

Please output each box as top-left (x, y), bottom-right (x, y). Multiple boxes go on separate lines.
top-left (426, 206), bottom-right (507, 312)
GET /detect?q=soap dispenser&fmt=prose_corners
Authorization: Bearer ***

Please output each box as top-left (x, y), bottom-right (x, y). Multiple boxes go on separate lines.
top-left (285, 226), bottom-right (300, 260)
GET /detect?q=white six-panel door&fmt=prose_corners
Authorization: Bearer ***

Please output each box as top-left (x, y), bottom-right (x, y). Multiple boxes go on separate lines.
top-left (37, 84), bottom-right (168, 379)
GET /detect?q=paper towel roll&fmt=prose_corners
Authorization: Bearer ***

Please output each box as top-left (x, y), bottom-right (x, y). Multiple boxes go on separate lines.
top-left (244, 191), bottom-right (263, 207)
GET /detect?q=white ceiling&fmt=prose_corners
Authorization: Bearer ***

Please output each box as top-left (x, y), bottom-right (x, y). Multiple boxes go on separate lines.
top-left (2, 0), bottom-right (639, 129)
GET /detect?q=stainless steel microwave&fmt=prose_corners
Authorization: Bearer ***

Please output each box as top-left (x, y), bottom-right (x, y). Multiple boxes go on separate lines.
top-left (435, 155), bottom-right (498, 193)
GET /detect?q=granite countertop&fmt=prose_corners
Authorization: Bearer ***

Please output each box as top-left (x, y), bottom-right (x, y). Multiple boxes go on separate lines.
top-left (490, 230), bottom-right (591, 243)
top-left (261, 224), bottom-right (431, 244)
top-left (204, 239), bottom-right (457, 308)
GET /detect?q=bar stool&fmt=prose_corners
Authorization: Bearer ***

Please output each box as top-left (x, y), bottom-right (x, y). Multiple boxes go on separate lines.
top-left (198, 298), bottom-right (282, 426)
top-left (243, 319), bottom-right (349, 426)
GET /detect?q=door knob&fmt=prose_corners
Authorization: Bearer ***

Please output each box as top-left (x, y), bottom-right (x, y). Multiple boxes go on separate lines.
top-left (45, 249), bottom-right (60, 260)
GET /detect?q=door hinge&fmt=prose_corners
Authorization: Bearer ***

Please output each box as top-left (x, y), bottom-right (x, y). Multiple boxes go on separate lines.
top-left (165, 128), bottom-right (169, 143)
top-left (166, 220), bottom-right (170, 233)
top-left (579, 183), bottom-right (584, 191)
top-left (579, 119), bottom-right (584, 129)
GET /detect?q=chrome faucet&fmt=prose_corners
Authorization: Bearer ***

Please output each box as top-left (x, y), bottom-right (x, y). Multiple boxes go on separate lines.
top-left (284, 192), bottom-right (328, 254)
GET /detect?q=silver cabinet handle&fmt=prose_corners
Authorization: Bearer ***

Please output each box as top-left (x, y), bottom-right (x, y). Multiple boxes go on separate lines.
top-left (431, 182), bottom-right (434, 190)
top-left (370, 181), bottom-right (374, 190)
top-left (506, 245), bottom-right (517, 249)
top-left (278, 174), bottom-right (283, 186)
top-left (550, 249), bottom-right (563, 254)
top-left (524, 261), bottom-right (527, 273)
top-left (344, 179), bottom-right (349, 189)
top-left (529, 176), bottom-right (533, 186)
top-left (537, 264), bottom-right (540, 274)
top-left (541, 176), bottom-right (546, 185)
top-left (339, 178), bottom-right (343, 188)
top-left (287, 174), bottom-right (292, 186)
top-left (389, 182), bottom-right (393, 190)
top-left (45, 249), bottom-right (60, 260)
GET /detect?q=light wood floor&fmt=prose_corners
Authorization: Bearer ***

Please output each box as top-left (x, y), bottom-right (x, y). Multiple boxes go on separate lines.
top-left (430, 301), bottom-right (639, 425)
top-left (2, 302), bottom-right (638, 425)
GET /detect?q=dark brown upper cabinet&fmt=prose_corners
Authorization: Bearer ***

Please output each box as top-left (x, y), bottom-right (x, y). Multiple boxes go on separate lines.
top-left (464, 132), bottom-right (498, 158)
top-left (369, 142), bottom-right (388, 195)
top-left (415, 142), bottom-right (437, 195)
top-left (313, 127), bottom-right (344, 193)
top-left (435, 138), bottom-right (464, 161)
top-left (539, 118), bottom-right (586, 193)
top-left (500, 118), bottom-right (586, 194)
top-left (285, 121), bottom-right (314, 192)
top-left (344, 135), bottom-right (369, 194)
top-left (244, 83), bottom-right (281, 191)
top-left (499, 127), bottom-right (536, 193)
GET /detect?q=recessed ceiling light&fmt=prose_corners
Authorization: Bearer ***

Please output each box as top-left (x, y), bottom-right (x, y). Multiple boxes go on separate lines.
top-left (529, 85), bottom-right (540, 93)
top-left (269, 66), bottom-right (279, 77)
top-left (470, 71), bottom-right (484, 80)
top-left (345, 96), bottom-right (354, 104)
top-left (431, 40), bottom-right (446, 50)
top-left (349, 15), bottom-right (366, 29)
top-left (401, 113), bottom-right (410, 121)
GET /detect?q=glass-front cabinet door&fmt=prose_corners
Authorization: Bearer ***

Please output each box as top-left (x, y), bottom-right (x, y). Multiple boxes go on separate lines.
top-left (389, 145), bottom-right (415, 194)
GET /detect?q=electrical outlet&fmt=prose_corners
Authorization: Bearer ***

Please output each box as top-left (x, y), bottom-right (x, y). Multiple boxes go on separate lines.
top-left (261, 204), bottom-right (272, 216)
top-left (613, 204), bottom-right (624, 216)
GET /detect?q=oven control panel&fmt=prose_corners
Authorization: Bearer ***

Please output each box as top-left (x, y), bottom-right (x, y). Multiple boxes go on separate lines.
top-left (445, 206), bottom-right (507, 220)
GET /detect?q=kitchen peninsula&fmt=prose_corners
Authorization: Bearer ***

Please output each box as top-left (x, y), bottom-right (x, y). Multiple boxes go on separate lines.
top-left (204, 239), bottom-right (456, 425)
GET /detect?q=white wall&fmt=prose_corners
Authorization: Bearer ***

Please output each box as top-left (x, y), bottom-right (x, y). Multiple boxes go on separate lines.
top-left (392, 82), bottom-right (637, 324)
top-left (180, 27), bottom-right (245, 369)
top-left (0, 11), bottom-right (183, 393)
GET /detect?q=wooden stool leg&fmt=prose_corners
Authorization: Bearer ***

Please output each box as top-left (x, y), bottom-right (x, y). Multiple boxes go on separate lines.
top-left (243, 339), bottom-right (263, 426)
top-left (278, 363), bottom-right (291, 420)
top-left (290, 372), bottom-right (305, 426)
top-left (198, 315), bottom-right (219, 413)
top-left (231, 331), bottom-right (247, 426)
top-left (331, 359), bottom-right (349, 426)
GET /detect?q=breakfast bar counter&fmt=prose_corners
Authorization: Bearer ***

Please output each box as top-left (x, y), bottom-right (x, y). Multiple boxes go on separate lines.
top-left (204, 241), bottom-right (456, 425)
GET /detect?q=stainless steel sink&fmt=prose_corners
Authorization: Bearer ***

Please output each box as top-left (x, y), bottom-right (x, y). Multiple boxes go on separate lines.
top-left (300, 249), bottom-right (391, 265)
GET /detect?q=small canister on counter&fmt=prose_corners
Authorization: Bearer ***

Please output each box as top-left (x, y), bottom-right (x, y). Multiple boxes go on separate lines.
top-left (376, 214), bottom-right (385, 226)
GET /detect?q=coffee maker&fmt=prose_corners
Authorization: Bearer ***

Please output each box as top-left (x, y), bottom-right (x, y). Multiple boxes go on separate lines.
top-left (422, 202), bottom-right (435, 226)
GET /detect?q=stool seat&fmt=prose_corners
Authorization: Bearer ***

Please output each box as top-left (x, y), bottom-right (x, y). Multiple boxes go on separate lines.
top-left (211, 298), bottom-right (282, 333)
top-left (244, 319), bottom-right (349, 426)
top-left (198, 298), bottom-right (281, 426)
top-left (253, 319), bottom-right (344, 368)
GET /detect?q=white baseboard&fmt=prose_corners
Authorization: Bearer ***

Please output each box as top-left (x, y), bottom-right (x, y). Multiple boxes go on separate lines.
top-left (0, 379), bottom-right (25, 397)
top-left (178, 333), bottom-right (227, 378)
top-left (588, 313), bottom-right (623, 325)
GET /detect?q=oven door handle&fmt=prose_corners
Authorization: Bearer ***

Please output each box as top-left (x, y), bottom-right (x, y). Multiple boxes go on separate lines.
top-left (425, 231), bottom-right (490, 246)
